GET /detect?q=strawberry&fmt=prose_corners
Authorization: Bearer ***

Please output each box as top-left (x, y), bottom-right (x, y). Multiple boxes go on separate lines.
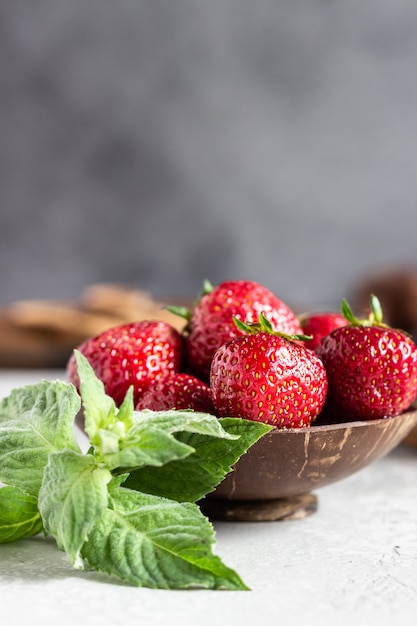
top-left (170, 279), bottom-right (302, 382)
top-left (299, 311), bottom-right (347, 351)
top-left (316, 295), bottom-right (417, 420)
top-left (209, 314), bottom-right (328, 428)
top-left (67, 320), bottom-right (184, 406)
top-left (136, 372), bottom-right (215, 414)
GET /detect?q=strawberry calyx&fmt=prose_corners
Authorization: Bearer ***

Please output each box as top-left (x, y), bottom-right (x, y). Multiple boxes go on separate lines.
top-left (165, 279), bottom-right (214, 326)
top-left (341, 294), bottom-right (387, 328)
top-left (233, 312), bottom-right (313, 342)
top-left (165, 304), bottom-right (192, 323)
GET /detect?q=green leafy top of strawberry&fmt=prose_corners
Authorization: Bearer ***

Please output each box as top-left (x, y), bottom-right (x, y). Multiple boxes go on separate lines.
top-left (165, 278), bottom-right (214, 326)
top-left (340, 294), bottom-right (386, 328)
top-left (233, 311), bottom-right (313, 342)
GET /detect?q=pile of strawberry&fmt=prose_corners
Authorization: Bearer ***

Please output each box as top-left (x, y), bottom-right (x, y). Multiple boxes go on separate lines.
top-left (67, 279), bottom-right (417, 429)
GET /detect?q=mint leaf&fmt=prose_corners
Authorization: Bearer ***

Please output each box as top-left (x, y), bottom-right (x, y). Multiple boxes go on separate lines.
top-left (0, 381), bottom-right (80, 496)
top-left (38, 450), bottom-right (111, 568)
top-left (0, 486), bottom-right (43, 543)
top-left (131, 409), bottom-right (240, 438)
top-left (124, 417), bottom-right (271, 502)
top-left (74, 351), bottom-right (139, 462)
top-left (82, 487), bottom-right (248, 590)
top-left (101, 409), bottom-right (238, 473)
top-left (74, 351), bottom-right (123, 443)
top-left (101, 426), bottom-right (195, 472)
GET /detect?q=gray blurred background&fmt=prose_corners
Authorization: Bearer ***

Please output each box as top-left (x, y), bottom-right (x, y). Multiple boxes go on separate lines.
top-left (1, 0), bottom-right (417, 311)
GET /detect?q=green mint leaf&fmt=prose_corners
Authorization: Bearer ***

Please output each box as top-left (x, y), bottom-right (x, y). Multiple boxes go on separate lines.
top-left (124, 417), bottom-right (272, 502)
top-left (0, 486), bottom-right (43, 543)
top-left (108, 474), bottom-right (129, 490)
top-left (0, 381), bottom-right (80, 496)
top-left (131, 408), bottom-right (239, 438)
top-left (82, 487), bottom-right (248, 590)
top-left (74, 351), bottom-right (137, 460)
top-left (74, 351), bottom-right (123, 442)
top-left (115, 385), bottom-right (134, 426)
top-left (38, 449), bottom-right (111, 568)
top-left (104, 409), bottom-right (242, 476)
top-left (101, 409), bottom-right (238, 473)
top-left (100, 426), bottom-right (195, 473)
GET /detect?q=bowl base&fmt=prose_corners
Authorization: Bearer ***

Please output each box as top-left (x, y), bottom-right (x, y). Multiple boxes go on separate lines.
top-left (199, 492), bottom-right (318, 522)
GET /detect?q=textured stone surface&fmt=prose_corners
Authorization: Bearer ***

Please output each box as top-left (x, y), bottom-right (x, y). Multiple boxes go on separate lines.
top-left (1, 2), bottom-right (417, 309)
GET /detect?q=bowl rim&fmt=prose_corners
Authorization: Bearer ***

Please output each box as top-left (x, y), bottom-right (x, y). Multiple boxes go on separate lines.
top-left (264, 408), bottom-right (417, 435)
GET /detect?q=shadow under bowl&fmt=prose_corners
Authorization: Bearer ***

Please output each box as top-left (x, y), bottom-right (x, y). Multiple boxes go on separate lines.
top-left (200, 408), bottom-right (417, 522)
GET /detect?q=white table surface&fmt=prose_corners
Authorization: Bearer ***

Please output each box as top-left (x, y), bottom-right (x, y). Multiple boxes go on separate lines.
top-left (1, 370), bottom-right (417, 626)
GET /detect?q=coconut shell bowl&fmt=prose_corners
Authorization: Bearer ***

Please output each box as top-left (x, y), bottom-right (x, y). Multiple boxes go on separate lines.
top-left (199, 408), bottom-right (417, 522)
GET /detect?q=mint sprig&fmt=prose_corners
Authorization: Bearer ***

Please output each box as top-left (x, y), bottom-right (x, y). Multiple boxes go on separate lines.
top-left (0, 351), bottom-right (272, 590)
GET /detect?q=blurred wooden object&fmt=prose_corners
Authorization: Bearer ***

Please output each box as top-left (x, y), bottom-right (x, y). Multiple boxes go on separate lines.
top-left (403, 428), bottom-right (417, 448)
top-left (402, 401), bottom-right (417, 448)
top-left (351, 266), bottom-right (417, 338)
top-left (0, 284), bottom-right (186, 368)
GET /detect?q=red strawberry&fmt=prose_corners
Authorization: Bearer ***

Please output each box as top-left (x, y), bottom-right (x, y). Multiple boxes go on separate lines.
top-left (210, 314), bottom-right (328, 429)
top-left (171, 279), bottom-right (302, 382)
top-left (67, 320), bottom-right (184, 406)
top-left (316, 295), bottom-right (417, 420)
top-left (299, 311), bottom-right (347, 350)
top-left (136, 372), bottom-right (215, 414)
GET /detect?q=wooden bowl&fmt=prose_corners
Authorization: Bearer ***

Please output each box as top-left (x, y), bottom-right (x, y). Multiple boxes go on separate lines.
top-left (200, 409), bottom-right (417, 522)
top-left (403, 424), bottom-right (417, 448)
